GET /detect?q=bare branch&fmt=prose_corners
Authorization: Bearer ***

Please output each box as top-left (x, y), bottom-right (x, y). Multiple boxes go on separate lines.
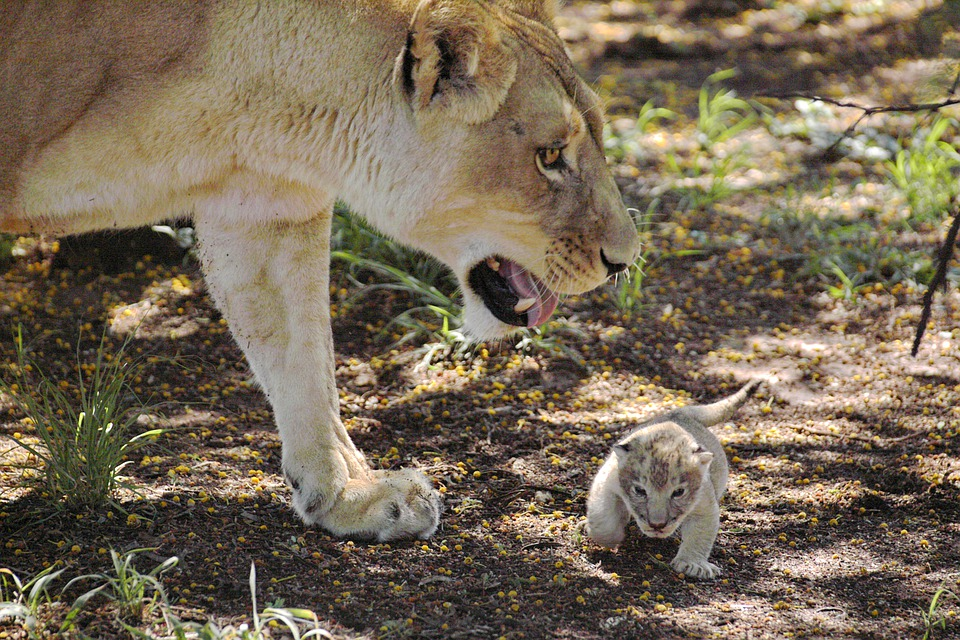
top-left (760, 93), bottom-right (960, 115)
top-left (759, 93), bottom-right (960, 155)
top-left (912, 206), bottom-right (960, 356)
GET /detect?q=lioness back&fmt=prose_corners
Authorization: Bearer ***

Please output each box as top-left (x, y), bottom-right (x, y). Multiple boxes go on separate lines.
top-left (0, 1), bottom-right (211, 215)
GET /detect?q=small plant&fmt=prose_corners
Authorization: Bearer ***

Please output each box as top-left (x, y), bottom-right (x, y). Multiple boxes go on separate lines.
top-left (763, 206), bottom-right (940, 295)
top-left (660, 69), bottom-right (759, 208)
top-left (159, 562), bottom-right (333, 640)
top-left (62, 548), bottom-right (178, 628)
top-left (332, 250), bottom-right (464, 347)
top-left (0, 566), bottom-right (64, 639)
top-left (604, 100), bottom-right (676, 163)
top-left (0, 233), bottom-right (15, 264)
top-left (824, 260), bottom-right (868, 301)
top-left (331, 205), bottom-right (463, 346)
top-left (1, 557), bottom-right (333, 640)
top-left (886, 116), bottom-right (960, 227)
top-left (920, 578), bottom-right (958, 640)
top-left (0, 327), bottom-right (163, 509)
top-left (331, 205), bottom-right (458, 294)
top-left (696, 68), bottom-right (756, 149)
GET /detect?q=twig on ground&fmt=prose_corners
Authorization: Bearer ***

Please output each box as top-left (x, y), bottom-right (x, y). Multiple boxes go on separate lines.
top-left (788, 424), bottom-right (924, 444)
top-left (912, 207), bottom-right (960, 356)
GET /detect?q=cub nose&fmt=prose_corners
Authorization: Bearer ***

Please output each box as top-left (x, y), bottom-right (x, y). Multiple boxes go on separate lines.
top-left (600, 248), bottom-right (629, 278)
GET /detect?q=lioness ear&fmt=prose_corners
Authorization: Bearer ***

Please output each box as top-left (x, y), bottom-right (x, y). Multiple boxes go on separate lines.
top-left (400, 0), bottom-right (517, 124)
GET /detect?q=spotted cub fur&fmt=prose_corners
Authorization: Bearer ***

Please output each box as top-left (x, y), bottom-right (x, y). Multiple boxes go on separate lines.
top-left (586, 380), bottom-right (761, 579)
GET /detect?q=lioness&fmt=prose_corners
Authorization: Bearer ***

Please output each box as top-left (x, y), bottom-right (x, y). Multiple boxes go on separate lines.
top-left (1, 0), bottom-right (639, 540)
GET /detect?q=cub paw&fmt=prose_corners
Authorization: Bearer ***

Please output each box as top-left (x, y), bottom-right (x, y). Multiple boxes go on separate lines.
top-left (671, 556), bottom-right (721, 579)
top-left (584, 522), bottom-right (626, 550)
top-left (288, 466), bottom-right (442, 541)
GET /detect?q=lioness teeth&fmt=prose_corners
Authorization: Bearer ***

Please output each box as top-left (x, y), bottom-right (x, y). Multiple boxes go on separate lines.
top-left (486, 257), bottom-right (501, 272)
top-left (514, 297), bottom-right (536, 313)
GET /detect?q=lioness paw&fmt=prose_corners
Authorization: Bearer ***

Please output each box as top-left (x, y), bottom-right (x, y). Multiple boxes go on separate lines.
top-left (363, 469), bottom-right (443, 542)
top-left (671, 556), bottom-right (721, 580)
top-left (292, 467), bottom-right (442, 542)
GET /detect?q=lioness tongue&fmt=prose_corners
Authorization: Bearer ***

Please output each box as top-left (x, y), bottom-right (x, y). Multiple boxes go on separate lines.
top-left (525, 288), bottom-right (559, 327)
top-left (499, 260), bottom-right (559, 328)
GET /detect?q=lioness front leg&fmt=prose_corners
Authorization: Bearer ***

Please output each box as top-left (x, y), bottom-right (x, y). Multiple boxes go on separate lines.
top-left (195, 212), bottom-right (441, 541)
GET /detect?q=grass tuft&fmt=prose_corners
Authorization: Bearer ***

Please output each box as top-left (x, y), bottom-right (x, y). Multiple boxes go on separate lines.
top-left (0, 327), bottom-right (163, 510)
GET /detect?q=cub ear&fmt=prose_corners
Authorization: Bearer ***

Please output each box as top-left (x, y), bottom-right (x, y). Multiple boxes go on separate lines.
top-left (693, 447), bottom-right (714, 468)
top-left (613, 442), bottom-right (631, 460)
top-left (399, 0), bottom-right (517, 124)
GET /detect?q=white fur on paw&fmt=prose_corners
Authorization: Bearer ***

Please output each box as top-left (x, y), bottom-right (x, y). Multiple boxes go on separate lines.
top-left (289, 466), bottom-right (442, 541)
top-left (671, 556), bottom-right (721, 579)
top-left (284, 465), bottom-right (337, 525)
top-left (368, 469), bottom-right (443, 541)
top-left (585, 523), bottom-right (625, 549)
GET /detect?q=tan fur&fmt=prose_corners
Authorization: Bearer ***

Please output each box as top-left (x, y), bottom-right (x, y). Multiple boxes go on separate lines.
top-left (586, 381), bottom-right (761, 578)
top-left (2, 0), bottom-right (639, 541)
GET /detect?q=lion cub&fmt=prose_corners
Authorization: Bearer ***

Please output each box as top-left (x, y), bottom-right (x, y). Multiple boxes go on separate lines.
top-left (586, 380), bottom-right (761, 579)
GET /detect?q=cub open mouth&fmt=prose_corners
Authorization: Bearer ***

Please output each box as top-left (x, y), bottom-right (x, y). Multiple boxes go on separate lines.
top-left (467, 256), bottom-right (559, 328)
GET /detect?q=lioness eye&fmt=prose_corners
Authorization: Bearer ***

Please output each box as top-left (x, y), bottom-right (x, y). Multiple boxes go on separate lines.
top-left (672, 487), bottom-right (686, 499)
top-left (632, 485), bottom-right (646, 498)
top-left (536, 147), bottom-right (564, 173)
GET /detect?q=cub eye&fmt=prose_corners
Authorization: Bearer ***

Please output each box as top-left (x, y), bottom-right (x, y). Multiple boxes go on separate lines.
top-left (536, 147), bottom-right (565, 173)
top-left (672, 487), bottom-right (686, 499)
top-left (632, 485), bottom-right (647, 498)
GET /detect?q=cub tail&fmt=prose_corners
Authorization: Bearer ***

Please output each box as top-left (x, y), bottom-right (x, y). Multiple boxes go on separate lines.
top-left (679, 379), bottom-right (763, 427)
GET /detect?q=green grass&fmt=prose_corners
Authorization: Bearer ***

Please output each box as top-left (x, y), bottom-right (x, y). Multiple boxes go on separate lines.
top-left (331, 205), bottom-right (464, 347)
top-left (0, 551), bottom-right (333, 639)
top-left (0, 565), bottom-right (64, 639)
top-left (920, 578), bottom-right (958, 640)
top-left (0, 233), bottom-right (15, 265)
top-left (0, 328), bottom-right (163, 510)
top-left (63, 548), bottom-right (178, 627)
top-left (885, 116), bottom-right (960, 228)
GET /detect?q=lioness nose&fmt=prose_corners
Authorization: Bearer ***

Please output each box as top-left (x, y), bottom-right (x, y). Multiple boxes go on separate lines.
top-left (600, 249), bottom-right (629, 277)
top-left (600, 207), bottom-right (642, 277)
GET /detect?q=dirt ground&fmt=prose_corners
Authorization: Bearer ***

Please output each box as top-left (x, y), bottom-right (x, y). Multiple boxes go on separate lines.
top-left (2, 1), bottom-right (960, 639)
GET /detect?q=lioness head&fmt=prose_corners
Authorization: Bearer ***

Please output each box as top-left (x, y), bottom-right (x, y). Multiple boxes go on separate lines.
top-left (393, 0), bottom-right (640, 339)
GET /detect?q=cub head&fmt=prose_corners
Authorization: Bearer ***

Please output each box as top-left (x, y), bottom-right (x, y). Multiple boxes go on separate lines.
top-left (394, 0), bottom-right (640, 339)
top-left (613, 423), bottom-right (714, 538)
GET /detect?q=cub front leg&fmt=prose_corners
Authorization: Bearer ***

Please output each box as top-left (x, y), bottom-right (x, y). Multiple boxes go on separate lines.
top-left (671, 493), bottom-right (722, 579)
top-left (585, 456), bottom-right (630, 548)
top-left (195, 212), bottom-right (441, 541)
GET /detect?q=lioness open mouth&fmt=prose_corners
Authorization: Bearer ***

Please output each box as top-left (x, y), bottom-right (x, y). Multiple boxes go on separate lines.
top-left (467, 256), bottom-right (560, 328)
